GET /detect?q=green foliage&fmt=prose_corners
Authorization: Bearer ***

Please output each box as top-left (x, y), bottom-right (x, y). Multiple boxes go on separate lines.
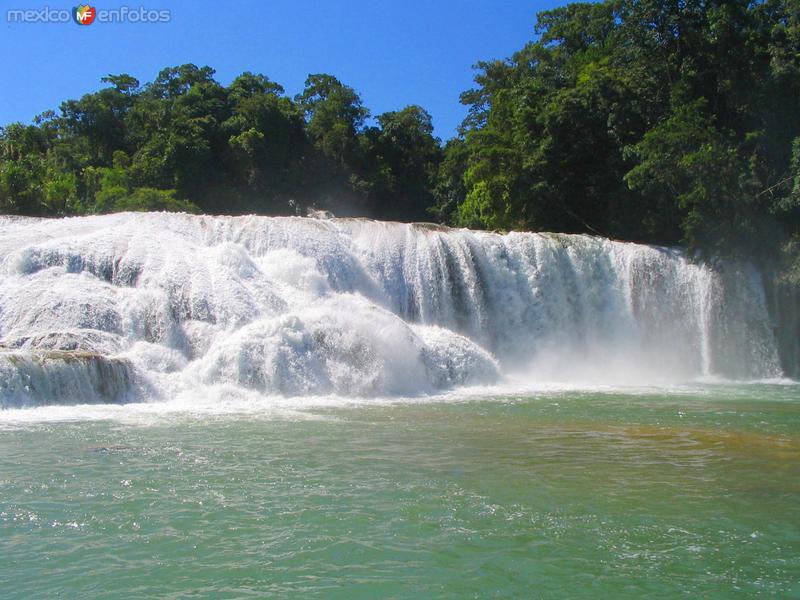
top-left (430, 138), bottom-right (469, 223)
top-left (111, 188), bottom-right (199, 213)
top-left (441, 0), bottom-right (800, 277)
top-left (0, 64), bottom-right (442, 221)
top-left (297, 74), bottom-right (367, 167)
top-left (359, 105), bottom-right (442, 221)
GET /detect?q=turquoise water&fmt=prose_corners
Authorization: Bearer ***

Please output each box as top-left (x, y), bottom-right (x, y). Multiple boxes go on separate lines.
top-left (1, 384), bottom-right (799, 598)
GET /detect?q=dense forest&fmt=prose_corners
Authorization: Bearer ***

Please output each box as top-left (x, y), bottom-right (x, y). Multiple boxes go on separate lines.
top-left (1, 0), bottom-right (799, 283)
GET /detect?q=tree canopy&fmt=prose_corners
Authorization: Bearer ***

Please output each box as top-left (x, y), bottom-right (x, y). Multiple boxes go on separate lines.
top-left (0, 66), bottom-right (440, 221)
top-left (438, 0), bottom-right (800, 280)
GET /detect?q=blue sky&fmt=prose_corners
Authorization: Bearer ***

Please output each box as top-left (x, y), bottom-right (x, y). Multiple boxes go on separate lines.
top-left (0, 0), bottom-right (564, 137)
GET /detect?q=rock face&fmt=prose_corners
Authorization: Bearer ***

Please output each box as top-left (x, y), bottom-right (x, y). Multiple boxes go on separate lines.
top-left (0, 351), bottom-right (133, 408)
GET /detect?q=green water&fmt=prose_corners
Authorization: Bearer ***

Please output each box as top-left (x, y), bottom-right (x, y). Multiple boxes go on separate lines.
top-left (1, 385), bottom-right (799, 599)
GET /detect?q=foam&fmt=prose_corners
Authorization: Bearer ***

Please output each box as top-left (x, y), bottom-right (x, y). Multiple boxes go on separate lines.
top-left (0, 212), bottom-right (785, 409)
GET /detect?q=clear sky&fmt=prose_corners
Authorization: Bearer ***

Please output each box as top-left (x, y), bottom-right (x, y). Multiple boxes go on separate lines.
top-left (0, 0), bottom-right (564, 138)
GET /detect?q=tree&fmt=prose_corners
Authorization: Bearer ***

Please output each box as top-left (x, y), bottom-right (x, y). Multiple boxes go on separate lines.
top-left (360, 106), bottom-right (441, 221)
top-left (441, 0), bottom-right (800, 278)
top-left (297, 74), bottom-right (368, 167)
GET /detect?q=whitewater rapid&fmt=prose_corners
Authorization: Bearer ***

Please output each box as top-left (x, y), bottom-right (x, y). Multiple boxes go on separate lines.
top-left (0, 213), bottom-right (784, 408)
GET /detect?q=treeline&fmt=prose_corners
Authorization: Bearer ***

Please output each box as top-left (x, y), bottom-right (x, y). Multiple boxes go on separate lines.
top-left (438, 0), bottom-right (800, 280)
top-left (0, 68), bottom-right (440, 221)
top-left (1, 0), bottom-right (799, 281)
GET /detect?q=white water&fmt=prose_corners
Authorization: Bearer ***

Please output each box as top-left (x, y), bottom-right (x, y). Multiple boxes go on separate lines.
top-left (0, 213), bottom-right (783, 408)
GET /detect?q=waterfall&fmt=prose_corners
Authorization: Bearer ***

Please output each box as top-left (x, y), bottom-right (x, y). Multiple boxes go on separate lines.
top-left (0, 213), bottom-right (786, 407)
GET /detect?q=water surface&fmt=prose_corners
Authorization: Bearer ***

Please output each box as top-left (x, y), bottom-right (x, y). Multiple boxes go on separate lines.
top-left (1, 384), bottom-right (798, 598)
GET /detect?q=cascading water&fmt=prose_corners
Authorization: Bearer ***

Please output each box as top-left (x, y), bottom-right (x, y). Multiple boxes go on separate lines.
top-left (0, 212), bottom-right (785, 408)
